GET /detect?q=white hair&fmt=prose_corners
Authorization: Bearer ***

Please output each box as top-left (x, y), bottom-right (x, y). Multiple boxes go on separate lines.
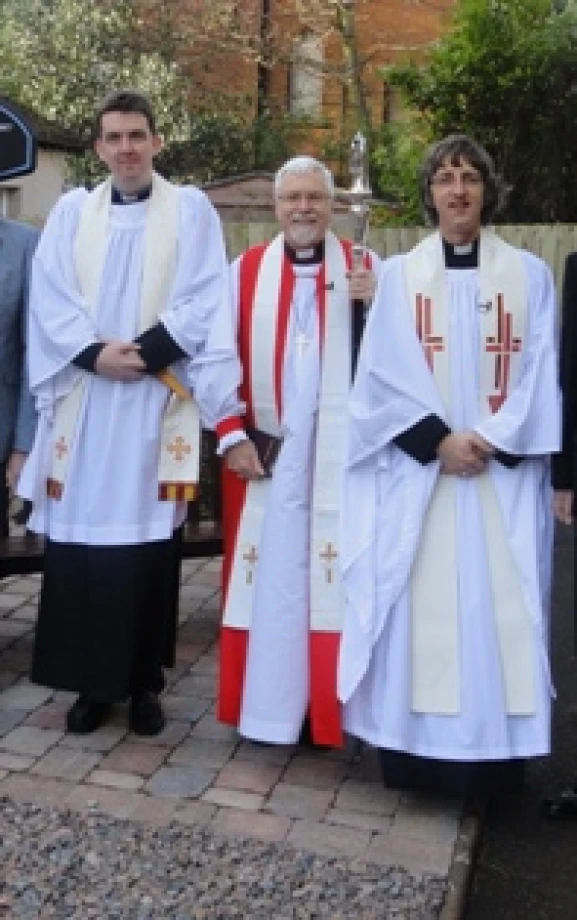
top-left (274, 156), bottom-right (335, 198)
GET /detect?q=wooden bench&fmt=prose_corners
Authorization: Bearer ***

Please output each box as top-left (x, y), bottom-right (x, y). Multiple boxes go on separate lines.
top-left (0, 433), bottom-right (224, 580)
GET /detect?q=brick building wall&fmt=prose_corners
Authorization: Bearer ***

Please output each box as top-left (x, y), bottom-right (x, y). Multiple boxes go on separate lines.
top-left (176, 0), bottom-right (456, 165)
top-left (265, 0), bottom-right (456, 163)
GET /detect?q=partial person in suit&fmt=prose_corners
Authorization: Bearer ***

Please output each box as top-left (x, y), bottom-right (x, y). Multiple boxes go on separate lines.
top-left (0, 215), bottom-right (38, 537)
top-left (543, 251), bottom-right (576, 818)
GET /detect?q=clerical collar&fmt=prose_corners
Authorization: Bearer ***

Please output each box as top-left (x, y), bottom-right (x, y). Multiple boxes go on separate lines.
top-left (443, 237), bottom-right (479, 268)
top-left (284, 240), bottom-right (324, 265)
top-left (111, 184), bottom-right (152, 205)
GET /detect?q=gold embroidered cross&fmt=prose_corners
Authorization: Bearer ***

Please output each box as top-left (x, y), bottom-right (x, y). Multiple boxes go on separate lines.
top-left (319, 542), bottom-right (338, 584)
top-left (243, 545), bottom-right (258, 585)
top-left (55, 436), bottom-right (68, 460)
top-left (167, 436), bottom-right (191, 464)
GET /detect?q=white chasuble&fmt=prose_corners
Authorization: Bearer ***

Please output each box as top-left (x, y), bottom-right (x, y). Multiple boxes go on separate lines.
top-left (220, 232), bottom-right (365, 746)
top-left (339, 230), bottom-right (560, 761)
top-left (405, 230), bottom-right (533, 716)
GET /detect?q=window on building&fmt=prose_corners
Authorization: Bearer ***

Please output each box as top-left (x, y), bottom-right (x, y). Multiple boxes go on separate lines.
top-left (289, 33), bottom-right (323, 117)
top-left (0, 186), bottom-right (20, 219)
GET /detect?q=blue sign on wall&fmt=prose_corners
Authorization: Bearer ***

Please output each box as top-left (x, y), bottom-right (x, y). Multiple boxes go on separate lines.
top-left (0, 101), bottom-right (37, 180)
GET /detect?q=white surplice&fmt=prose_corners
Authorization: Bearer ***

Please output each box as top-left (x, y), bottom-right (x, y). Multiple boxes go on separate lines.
top-left (339, 248), bottom-right (560, 761)
top-left (235, 260), bottom-right (323, 742)
top-left (20, 186), bottom-right (242, 545)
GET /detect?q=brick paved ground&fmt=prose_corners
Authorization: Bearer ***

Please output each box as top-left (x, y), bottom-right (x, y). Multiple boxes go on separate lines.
top-left (0, 559), bottom-right (468, 889)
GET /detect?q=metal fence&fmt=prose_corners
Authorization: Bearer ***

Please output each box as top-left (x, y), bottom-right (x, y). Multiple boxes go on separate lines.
top-left (223, 222), bottom-right (577, 294)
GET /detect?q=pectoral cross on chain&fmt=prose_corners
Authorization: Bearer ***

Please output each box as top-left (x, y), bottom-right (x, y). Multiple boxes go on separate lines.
top-left (243, 545), bottom-right (258, 585)
top-left (55, 436), bottom-right (68, 460)
top-left (319, 542), bottom-right (338, 584)
top-left (296, 332), bottom-right (310, 360)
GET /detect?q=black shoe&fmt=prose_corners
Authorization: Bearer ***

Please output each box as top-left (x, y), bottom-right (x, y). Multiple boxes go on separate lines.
top-left (298, 716), bottom-right (314, 748)
top-left (66, 695), bottom-right (111, 734)
top-left (298, 716), bottom-right (332, 750)
top-left (129, 691), bottom-right (165, 736)
top-left (543, 786), bottom-right (577, 819)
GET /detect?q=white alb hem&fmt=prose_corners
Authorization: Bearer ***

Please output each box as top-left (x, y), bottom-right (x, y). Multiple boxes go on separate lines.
top-left (239, 715), bottom-right (303, 746)
top-left (343, 724), bottom-right (550, 761)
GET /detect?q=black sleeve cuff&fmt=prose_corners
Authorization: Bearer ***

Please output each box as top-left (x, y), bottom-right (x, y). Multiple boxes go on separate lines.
top-left (494, 450), bottom-right (523, 469)
top-left (73, 343), bottom-right (105, 372)
top-left (134, 322), bottom-right (187, 373)
top-left (552, 445), bottom-right (574, 490)
top-left (393, 415), bottom-right (451, 465)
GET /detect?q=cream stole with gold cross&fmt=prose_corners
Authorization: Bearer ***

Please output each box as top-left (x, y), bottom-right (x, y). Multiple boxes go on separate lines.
top-left (405, 229), bottom-right (535, 716)
top-left (47, 173), bottom-right (200, 503)
top-left (222, 231), bottom-right (351, 637)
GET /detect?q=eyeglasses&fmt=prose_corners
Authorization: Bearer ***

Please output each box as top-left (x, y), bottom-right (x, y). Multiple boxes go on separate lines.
top-left (276, 191), bottom-right (330, 204)
top-left (431, 171), bottom-right (483, 188)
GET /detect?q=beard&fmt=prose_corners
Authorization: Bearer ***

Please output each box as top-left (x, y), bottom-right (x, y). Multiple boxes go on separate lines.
top-left (286, 221), bottom-right (322, 248)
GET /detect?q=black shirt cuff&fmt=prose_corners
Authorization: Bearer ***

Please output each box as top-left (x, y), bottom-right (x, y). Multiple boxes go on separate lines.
top-left (73, 343), bottom-right (105, 372)
top-left (393, 415), bottom-right (451, 465)
top-left (134, 323), bottom-right (187, 373)
top-left (493, 449), bottom-right (522, 469)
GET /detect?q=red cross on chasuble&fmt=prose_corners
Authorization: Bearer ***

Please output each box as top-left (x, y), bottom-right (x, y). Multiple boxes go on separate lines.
top-left (415, 294), bottom-right (445, 371)
top-left (485, 293), bottom-right (522, 413)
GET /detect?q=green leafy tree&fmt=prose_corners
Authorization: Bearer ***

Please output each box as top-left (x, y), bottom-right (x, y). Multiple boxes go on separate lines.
top-left (378, 0), bottom-right (577, 223)
top-left (0, 0), bottom-right (327, 183)
top-left (0, 0), bottom-right (189, 184)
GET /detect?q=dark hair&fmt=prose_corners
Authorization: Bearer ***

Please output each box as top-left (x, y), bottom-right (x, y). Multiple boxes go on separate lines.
top-left (419, 134), bottom-right (508, 225)
top-left (93, 89), bottom-right (156, 139)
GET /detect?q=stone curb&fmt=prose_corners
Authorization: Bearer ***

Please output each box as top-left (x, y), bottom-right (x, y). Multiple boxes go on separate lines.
top-left (439, 802), bottom-right (486, 920)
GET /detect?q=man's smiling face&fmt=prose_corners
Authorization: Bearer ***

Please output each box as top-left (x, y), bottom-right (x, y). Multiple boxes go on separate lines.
top-left (275, 169), bottom-right (333, 249)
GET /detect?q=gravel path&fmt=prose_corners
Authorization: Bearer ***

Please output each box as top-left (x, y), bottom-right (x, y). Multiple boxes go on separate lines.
top-left (1, 797), bottom-right (447, 919)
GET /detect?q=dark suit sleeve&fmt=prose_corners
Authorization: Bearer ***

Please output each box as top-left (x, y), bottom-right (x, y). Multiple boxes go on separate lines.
top-left (552, 252), bottom-right (576, 489)
top-left (12, 228), bottom-right (39, 454)
top-left (133, 322), bottom-right (187, 373)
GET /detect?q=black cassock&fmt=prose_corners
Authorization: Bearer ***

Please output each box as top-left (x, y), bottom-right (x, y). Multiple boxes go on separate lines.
top-left (31, 316), bottom-right (189, 702)
top-left (32, 530), bottom-right (182, 702)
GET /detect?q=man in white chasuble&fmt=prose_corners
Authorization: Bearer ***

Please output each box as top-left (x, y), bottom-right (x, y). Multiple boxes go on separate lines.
top-left (20, 90), bottom-right (250, 736)
top-left (217, 156), bottom-right (379, 747)
top-left (338, 135), bottom-right (561, 797)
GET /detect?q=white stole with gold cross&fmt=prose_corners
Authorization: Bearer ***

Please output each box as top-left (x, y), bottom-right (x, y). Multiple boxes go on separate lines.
top-left (47, 173), bottom-right (200, 502)
top-left (222, 231), bottom-right (351, 632)
top-left (405, 229), bottom-right (535, 716)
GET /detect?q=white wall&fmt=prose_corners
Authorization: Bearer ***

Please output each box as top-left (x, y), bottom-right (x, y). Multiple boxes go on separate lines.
top-left (1, 148), bottom-right (70, 227)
